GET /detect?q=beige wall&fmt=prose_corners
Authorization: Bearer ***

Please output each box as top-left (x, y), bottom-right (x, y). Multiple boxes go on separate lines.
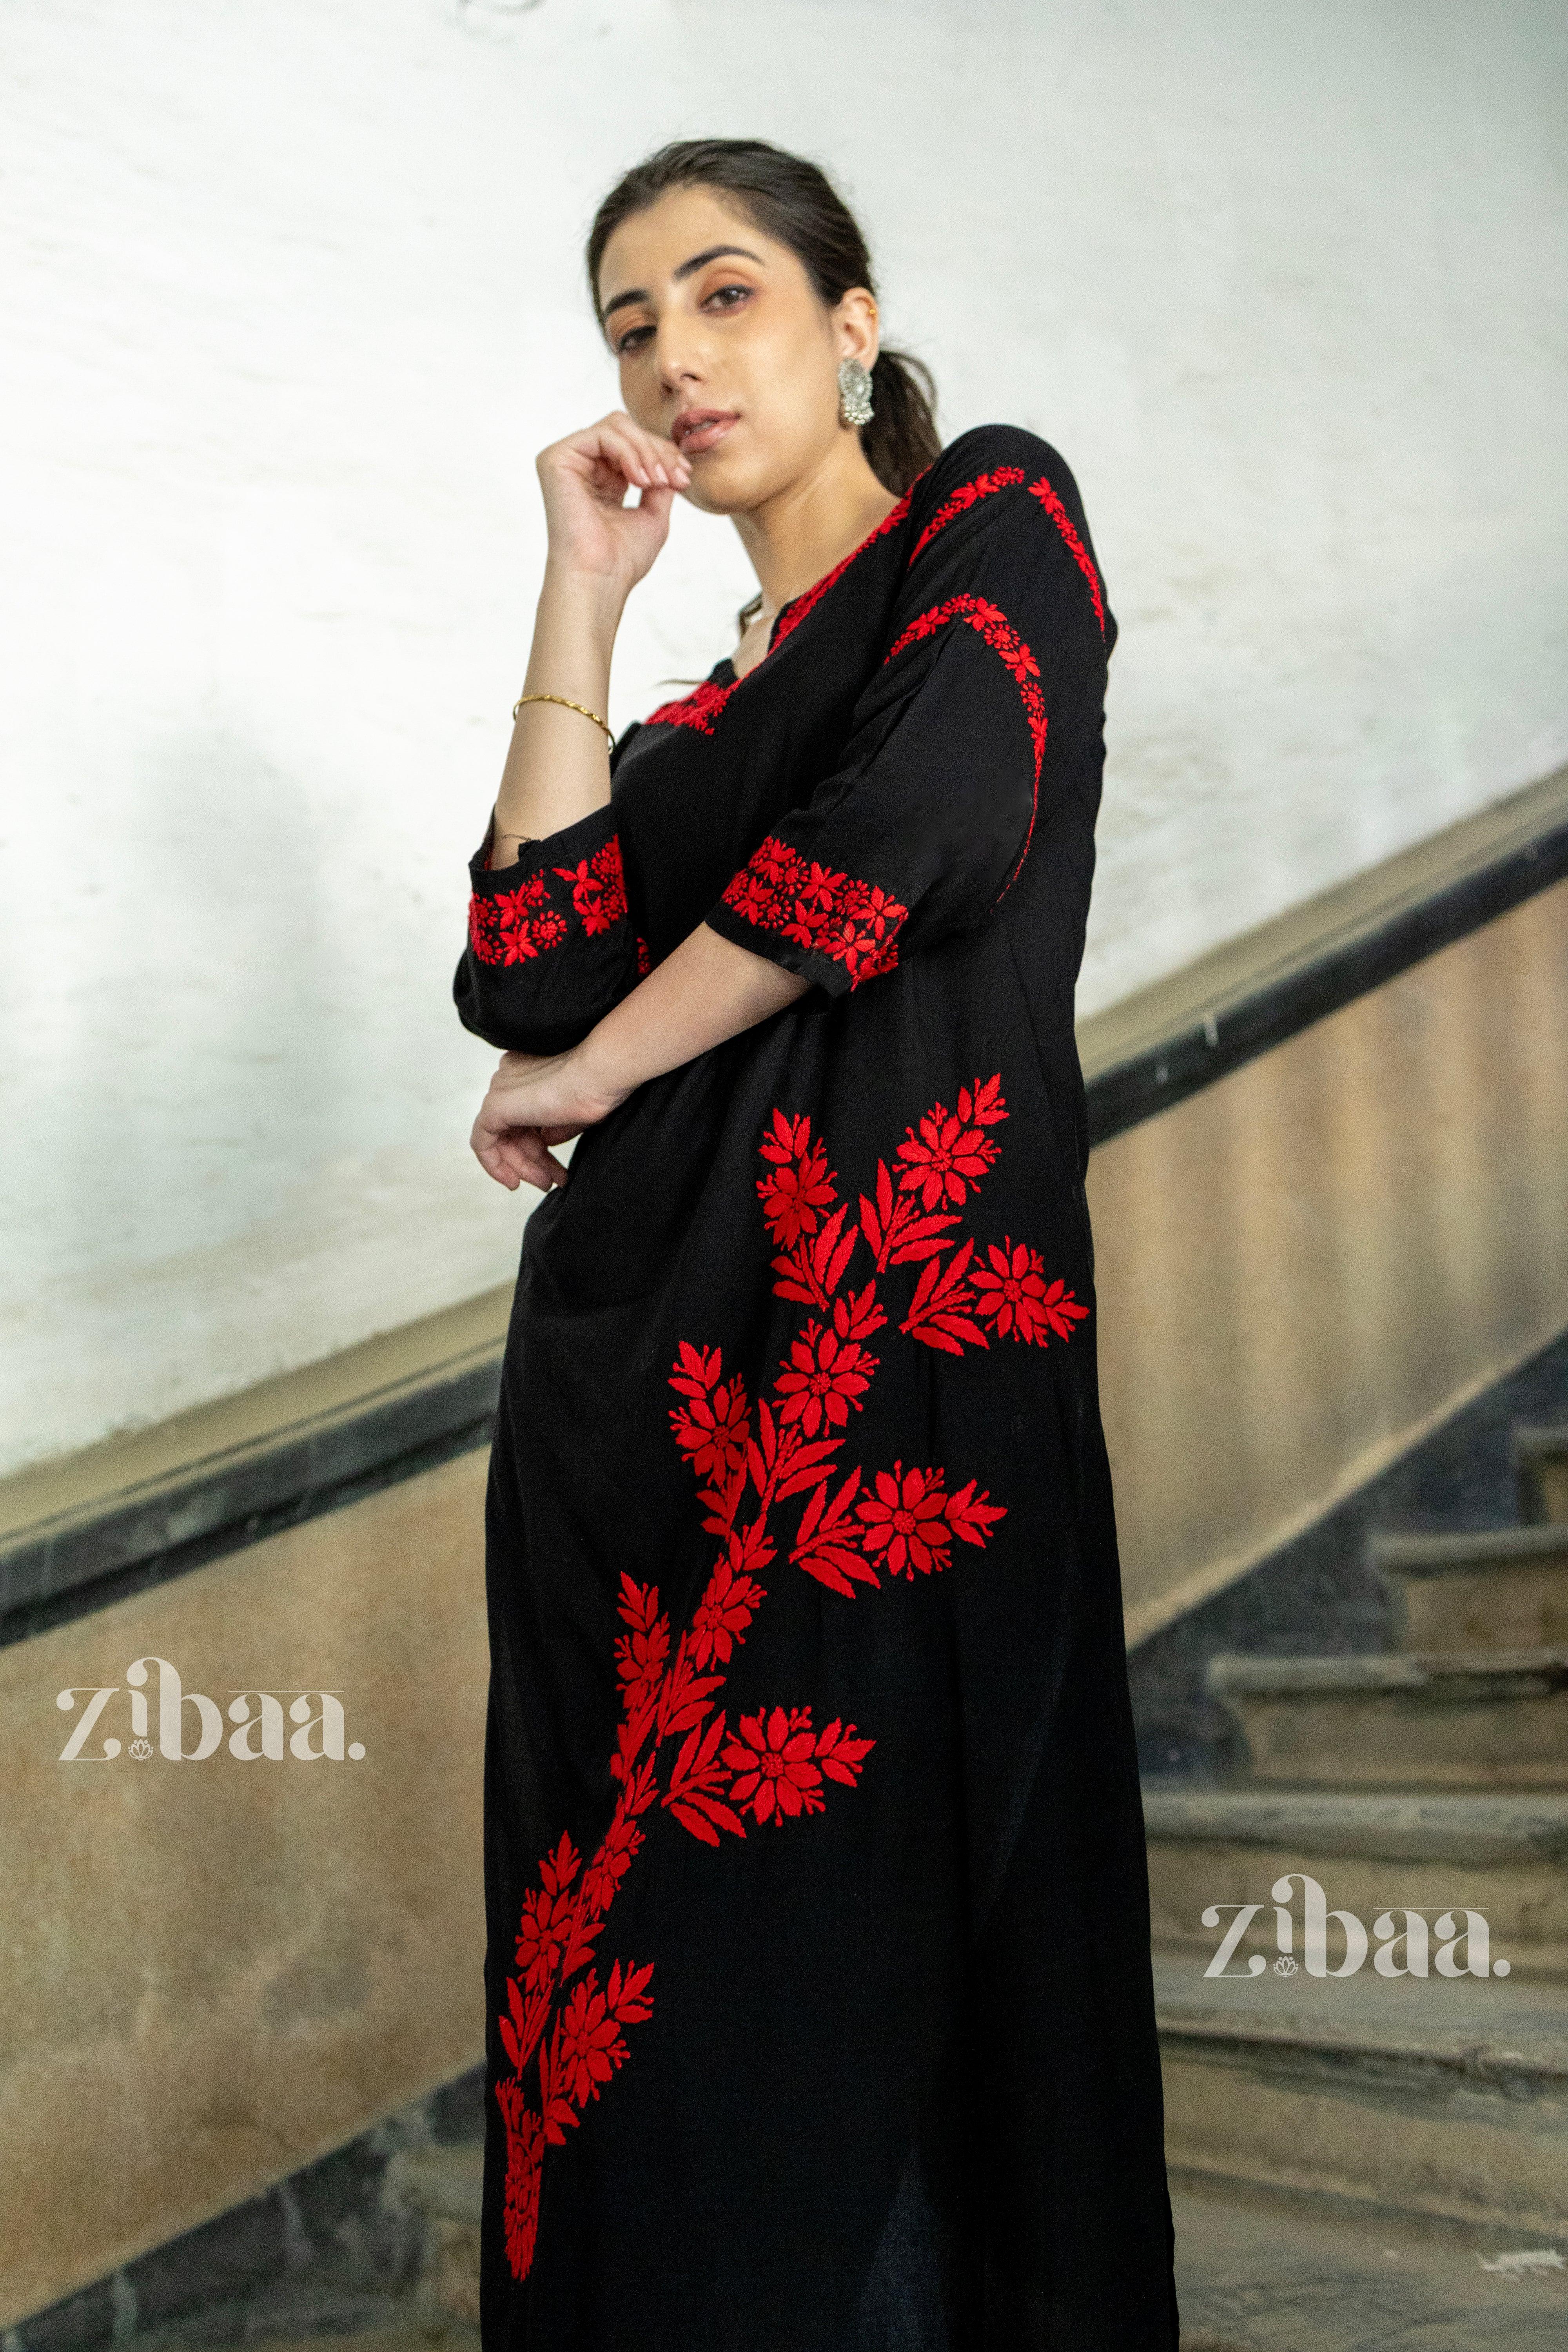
top-left (0, 1456), bottom-right (489, 2324)
top-left (1094, 874), bottom-right (1568, 1644)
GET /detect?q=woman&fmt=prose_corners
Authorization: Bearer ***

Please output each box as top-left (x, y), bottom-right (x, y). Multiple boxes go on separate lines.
top-left (457, 137), bottom-right (1180, 2350)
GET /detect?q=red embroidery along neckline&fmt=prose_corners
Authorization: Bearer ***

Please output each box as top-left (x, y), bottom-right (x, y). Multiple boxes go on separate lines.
top-left (490, 1071), bottom-right (1091, 2282)
top-left (644, 479), bottom-right (923, 734)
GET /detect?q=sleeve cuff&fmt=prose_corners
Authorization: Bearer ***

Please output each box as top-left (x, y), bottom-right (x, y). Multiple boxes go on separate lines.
top-left (704, 833), bottom-right (910, 996)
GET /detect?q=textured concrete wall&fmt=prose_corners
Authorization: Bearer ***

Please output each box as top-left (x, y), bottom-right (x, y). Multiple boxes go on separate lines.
top-left (4, 0), bottom-right (1566, 1471)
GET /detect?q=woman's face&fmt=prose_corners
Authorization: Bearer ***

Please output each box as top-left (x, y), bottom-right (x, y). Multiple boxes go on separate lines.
top-left (596, 184), bottom-right (878, 515)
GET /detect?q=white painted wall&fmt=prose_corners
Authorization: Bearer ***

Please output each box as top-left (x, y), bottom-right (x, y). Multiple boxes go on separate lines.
top-left (3, 0), bottom-right (1565, 1476)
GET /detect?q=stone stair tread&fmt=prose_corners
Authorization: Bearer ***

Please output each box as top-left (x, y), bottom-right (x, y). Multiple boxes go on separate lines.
top-left (1372, 1523), bottom-right (1568, 1569)
top-left (1513, 1425), bottom-right (1568, 1457)
top-left (1206, 1644), bottom-right (1568, 1693)
top-left (1141, 1782), bottom-right (1568, 1862)
top-left (1152, 1949), bottom-right (1568, 2078)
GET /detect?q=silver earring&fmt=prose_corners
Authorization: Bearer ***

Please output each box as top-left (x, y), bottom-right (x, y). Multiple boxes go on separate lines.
top-left (837, 355), bottom-right (875, 427)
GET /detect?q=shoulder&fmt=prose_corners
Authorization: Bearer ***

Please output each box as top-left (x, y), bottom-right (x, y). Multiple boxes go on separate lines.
top-left (916, 422), bottom-right (1078, 507)
top-left (893, 422), bottom-right (1111, 647)
top-left (905, 423), bottom-right (1089, 556)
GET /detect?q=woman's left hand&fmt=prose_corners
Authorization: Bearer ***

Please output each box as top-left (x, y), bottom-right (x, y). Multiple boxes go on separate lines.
top-left (470, 1049), bottom-right (630, 1192)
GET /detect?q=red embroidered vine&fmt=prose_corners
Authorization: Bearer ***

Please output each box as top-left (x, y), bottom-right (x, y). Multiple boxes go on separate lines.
top-left (719, 836), bottom-right (908, 985)
top-left (910, 466), bottom-right (1026, 561)
top-left (491, 1068), bottom-right (1089, 2282)
top-left (1027, 476), bottom-right (1105, 635)
top-left (883, 597), bottom-right (1046, 897)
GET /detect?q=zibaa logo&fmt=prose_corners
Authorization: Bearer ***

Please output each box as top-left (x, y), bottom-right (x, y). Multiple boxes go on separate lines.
top-left (1203, 1871), bottom-right (1508, 1979)
top-left (56, 1656), bottom-right (367, 1762)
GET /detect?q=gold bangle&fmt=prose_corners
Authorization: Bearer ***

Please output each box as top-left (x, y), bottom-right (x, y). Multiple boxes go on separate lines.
top-left (512, 691), bottom-right (615, 751)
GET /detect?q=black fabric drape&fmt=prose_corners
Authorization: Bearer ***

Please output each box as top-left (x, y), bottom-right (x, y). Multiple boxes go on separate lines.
top-left (455, 424), bottom-right (1180, 2350)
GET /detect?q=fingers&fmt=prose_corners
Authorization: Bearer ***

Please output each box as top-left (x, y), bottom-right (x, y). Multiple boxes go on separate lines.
top-left (546, 413), bottom-right (690, 494)
top-left (470, 1104), bottom-right (572, 1194)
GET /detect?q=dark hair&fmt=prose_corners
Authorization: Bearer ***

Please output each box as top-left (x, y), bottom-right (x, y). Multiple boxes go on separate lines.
top-left (585, 137), bottom-right (940, 500)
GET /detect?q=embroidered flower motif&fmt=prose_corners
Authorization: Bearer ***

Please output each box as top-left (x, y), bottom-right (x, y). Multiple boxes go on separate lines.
top-left (668, 1342), bottom-right (750, 1484)
top-left (757, 1110), bottom-right (837, 1244)
top-left (690, 1548), bottom-right (767, 1669)
top-left (910, 466), bottom-right (1026, 560)
top-left (553, 836), bottom-right (628, 934)
top-left (855, 1463), bottom-right (954, 1578)
top-left (635, 933), bottom-right (653, 976)
top-left (970, 1239), bottom-right (1090, 1345)
top-left (895, 1103), bottom-right (1002, 1209)
top-left (719, 836), bottom-right (908, 985)
top-left (722, 1706), bottom-right (875, 1825)
top-left (775, 1320), bottom-right (875, 1437)
top-left (1027, 476), bottom-right (1105, 633)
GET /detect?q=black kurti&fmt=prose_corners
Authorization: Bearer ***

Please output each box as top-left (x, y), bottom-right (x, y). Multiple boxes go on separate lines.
top-left (455, 422), bottom-right (1180, 2350)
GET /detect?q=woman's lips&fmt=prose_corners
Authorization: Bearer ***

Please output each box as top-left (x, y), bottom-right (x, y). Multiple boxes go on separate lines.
top-left (672, 410), bottom-right (738, 454)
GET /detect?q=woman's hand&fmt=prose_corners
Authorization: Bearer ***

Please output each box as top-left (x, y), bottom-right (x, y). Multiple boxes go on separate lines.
top-left (470, 1046), bottom-right (632, 1193)
top-left (536, 411), bottom-right (691, 595)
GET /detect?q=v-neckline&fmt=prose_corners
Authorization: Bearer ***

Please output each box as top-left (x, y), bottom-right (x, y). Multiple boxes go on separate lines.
top-left (716, 486), bottom-right (917, 693)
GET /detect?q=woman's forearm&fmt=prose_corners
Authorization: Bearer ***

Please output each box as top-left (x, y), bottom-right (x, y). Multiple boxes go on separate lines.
top-left (577, 920), bottom-right (811, 1101)
top-left (490, 568), bottom-right (627, 858)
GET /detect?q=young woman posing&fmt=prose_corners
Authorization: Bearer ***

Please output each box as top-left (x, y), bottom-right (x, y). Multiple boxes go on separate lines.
top-left (457, 136), bottom-right (1180, 2352)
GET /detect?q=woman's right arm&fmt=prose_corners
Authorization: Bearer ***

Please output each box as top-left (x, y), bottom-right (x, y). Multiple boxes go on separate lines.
top-left (487, 412), bottom-right (691, 859)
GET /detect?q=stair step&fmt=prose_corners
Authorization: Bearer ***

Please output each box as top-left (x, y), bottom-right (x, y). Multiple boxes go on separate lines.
top-left (379, 2146), bottom-right (482, 2326)
top-left (1142, 1785), bottom-right (1568, 1980)
top-left (1372, 1524), bottom-right (1568, 1650)
top-left (1204, 1647), bottom-right (1568, 1789)
top-left (1514, 1426), bottom-right (1568, 1526)
top-left (1153, 1948), bottom-right (1568, 2231)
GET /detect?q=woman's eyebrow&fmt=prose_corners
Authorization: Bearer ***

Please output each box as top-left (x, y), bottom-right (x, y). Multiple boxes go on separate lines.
top-left (601, 245), bottom-right (765, 324)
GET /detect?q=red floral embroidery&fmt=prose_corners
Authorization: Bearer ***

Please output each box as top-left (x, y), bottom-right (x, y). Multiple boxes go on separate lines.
top-left (646, 675), bottom-right (740, 735)
top-left (468, 872), bottom-right (570, 967)
top-left (1027, 476), bottom-right (1105, 635)
top-left (910, 466), bottom-right (1026, 561)
top-left (635, 932), bottom-right (653, 976)
top-left (469, 833), bottom-right (633, 968)
top-left (972, 1240), bottom-right (1092, 1345)
top-left (553, 835), bottom-right (628, 934)
top-left (720, 835), bottom-right (908, 985)
top-left (723, 1706), bottom-right (874, 1824)
top-left (493, 1069), bottom-right (1087, 2281)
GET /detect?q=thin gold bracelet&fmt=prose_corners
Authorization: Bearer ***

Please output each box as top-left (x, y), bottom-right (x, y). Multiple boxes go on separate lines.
top-left (512, 691), bottom-right (616, 752)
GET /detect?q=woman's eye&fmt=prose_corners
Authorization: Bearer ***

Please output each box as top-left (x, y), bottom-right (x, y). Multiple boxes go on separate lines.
top-left (615, 324), bottom-right (654, 356)
top-left (704, 283), bottom-right (751, 312)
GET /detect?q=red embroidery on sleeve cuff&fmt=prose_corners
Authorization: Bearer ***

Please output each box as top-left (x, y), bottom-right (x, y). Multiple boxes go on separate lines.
top-left (1027, 477), bottom-right (1105, 634)
top-left (719, 835), bottom-right (908, 984)
top-left (909, 466), bottom-right (1026, 560)
top-left (469, 835), bottom-right (630, 965)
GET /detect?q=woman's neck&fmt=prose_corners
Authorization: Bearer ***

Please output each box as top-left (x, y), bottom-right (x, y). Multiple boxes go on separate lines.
top-left (731, 442), bottom-right (902, 623)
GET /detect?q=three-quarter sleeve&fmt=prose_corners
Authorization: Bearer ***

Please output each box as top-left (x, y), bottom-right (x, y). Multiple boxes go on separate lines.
top-left (701, 426), bottom-right (1111, 996)
top-left (453, 797), bottom-right (648, 1057)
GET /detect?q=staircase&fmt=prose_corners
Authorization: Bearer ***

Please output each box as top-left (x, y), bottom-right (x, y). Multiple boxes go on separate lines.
top-left (1143, 1424), bottom-right (1568, 2234)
